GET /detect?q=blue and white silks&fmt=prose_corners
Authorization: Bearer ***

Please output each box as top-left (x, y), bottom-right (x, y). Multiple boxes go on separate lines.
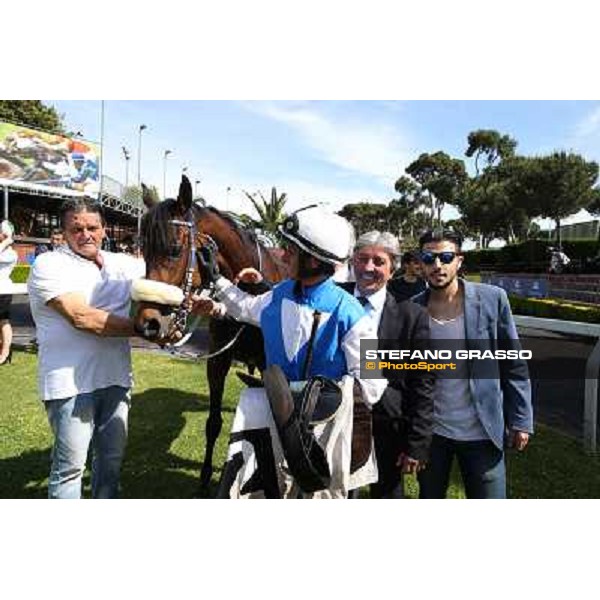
top-left (213, 276), bottom-right (385, 405)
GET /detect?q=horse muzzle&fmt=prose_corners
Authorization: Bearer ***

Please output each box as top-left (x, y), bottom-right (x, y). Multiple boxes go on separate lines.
top-left (135, 309), bottom-right (178, 345)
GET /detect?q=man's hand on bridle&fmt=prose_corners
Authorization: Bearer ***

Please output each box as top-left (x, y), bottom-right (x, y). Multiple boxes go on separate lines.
top-left (198, 239), bottom-right (220, 285)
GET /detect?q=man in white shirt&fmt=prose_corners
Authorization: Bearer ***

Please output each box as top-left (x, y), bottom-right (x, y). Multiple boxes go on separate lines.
top-left (0, 220), bottom-right (18, 365)
top-left (28, 198), bottom-right (146, 499)
top-left (339, 231), bottom-right (433, 498)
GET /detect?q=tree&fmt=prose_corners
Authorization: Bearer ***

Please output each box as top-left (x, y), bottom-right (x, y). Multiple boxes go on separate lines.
top-left (516, 152), bottom-right (599, 248)
top-left (387, 177), bottom-right (431, 241)
top-left (243, 187), bottom-right (287, 233)
top-left (465, 129), bottom-right (517, 175)
top-left (338, 203), bottom-right (389, 237)
top-left (459, 130), bottom-right (533, 246)
top-left (0, 100), bottom-right (65, 133)
top-left (405, 151), bottom-right (467, 226)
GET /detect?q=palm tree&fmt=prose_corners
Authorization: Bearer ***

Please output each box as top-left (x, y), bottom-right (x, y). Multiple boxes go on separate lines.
top-left (243, 187), bottom-right (288, 234)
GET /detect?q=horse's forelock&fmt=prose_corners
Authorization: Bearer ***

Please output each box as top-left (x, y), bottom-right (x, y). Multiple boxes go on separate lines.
top-left (142, 198), bottom-right (179, 264)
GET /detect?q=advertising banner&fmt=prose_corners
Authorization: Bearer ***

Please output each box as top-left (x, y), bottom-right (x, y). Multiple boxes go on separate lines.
top-left (0, 121), bottom-right (100, 196)
top-left (482, 274), bottom-right (549, 298)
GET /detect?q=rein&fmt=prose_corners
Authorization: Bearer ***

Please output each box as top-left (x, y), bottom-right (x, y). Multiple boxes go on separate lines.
top-left (160, 206), bottom-right (247, 361)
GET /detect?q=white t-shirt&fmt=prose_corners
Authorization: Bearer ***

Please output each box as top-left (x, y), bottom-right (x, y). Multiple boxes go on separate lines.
top-left (0, 246), bottom-right (17, 281)
top-left (28, 246), bottom-right (146, 401)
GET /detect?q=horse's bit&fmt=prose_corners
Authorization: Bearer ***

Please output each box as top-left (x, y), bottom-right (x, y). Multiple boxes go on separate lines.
top-left (163, 207), bottom-right (247, 360)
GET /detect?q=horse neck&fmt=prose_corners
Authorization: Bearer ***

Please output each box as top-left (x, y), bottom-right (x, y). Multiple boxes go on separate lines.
top-left (201, 220), bottom-right (257, 279)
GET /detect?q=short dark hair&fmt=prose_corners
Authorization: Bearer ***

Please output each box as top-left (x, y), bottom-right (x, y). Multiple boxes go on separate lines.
top-left (50, 228), bottom-right (64, 237)
top-left (401, 250), bottom-right (420, 264)
top-left (418, 228), bottom-right (463, 251)
top-left (59, 198), bottom-right (105, 228)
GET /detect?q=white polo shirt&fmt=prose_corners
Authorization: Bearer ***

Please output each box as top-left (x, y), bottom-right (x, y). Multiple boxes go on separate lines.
top-left (28, 246), bottom-right (146, 401)
top-left (0, 246), bottom-right (17, 282)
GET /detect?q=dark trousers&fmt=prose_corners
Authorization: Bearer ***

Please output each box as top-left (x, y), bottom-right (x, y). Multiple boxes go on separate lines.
top-left (418, 434), bottom-right (506, 499)
top-left (369, 415), bottom-right (405, 499)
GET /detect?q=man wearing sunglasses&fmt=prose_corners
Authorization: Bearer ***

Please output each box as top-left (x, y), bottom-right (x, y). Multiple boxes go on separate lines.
top-left (412, 229), bottom-right (533, 499)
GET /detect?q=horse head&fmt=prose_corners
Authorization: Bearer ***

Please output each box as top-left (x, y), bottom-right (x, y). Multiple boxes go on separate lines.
top-left (133, 174), bottom-right (284, 343)
top-left (134, 175), bottom-right (201, 342)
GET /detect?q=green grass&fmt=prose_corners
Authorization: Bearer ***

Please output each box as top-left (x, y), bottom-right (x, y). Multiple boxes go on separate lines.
top-left (2, 348), bottom-right (599, 498)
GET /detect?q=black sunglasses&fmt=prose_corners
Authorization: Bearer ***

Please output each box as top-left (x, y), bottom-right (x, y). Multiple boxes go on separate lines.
top-left (420, 250), bottom-right (458, 265)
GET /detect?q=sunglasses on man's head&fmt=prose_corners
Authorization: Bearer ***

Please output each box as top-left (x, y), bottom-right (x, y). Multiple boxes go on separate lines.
top-left (420, 251), bottom-right (458, 265)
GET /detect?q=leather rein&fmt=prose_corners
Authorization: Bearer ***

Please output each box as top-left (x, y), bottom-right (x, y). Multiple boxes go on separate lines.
top-left (162, 206), bottom-right (247, 360)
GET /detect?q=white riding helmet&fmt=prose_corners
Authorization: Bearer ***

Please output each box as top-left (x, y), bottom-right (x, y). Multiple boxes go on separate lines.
top-left (0, 220), bottom-right (15, 238)
top-left (278, 205), bottom-right (354, 265)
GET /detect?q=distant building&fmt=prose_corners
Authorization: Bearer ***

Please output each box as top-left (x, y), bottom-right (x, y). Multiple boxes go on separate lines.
top-left (557, 220), bottom-right (600, 241)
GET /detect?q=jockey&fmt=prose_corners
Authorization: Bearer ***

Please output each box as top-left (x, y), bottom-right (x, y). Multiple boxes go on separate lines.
top-left (194, 205), bottom-right (387, 498)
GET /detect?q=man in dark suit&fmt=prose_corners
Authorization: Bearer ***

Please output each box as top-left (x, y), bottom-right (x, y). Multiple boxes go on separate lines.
top-left (340, 231), bottom-right (434, 498)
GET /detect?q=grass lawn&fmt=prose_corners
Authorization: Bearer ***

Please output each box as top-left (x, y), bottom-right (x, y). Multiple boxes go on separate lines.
top-left (2, 348), bottom-right (599, 498)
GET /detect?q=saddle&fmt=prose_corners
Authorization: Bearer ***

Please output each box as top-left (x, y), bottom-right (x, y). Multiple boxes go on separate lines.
top-left (244, 367), bottom-right (372, 479)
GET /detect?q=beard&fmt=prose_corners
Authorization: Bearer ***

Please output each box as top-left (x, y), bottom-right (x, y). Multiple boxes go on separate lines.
top-left (427, 272), bottom-right (457, 290)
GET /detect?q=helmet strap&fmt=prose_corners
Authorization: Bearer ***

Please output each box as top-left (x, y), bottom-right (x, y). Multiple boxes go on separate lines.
top-left (297, 250), bottom-right (326, 279)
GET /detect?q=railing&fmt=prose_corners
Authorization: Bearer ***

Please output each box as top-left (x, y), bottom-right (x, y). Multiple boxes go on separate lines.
top-left (514, 315), bottom-right (600, 453)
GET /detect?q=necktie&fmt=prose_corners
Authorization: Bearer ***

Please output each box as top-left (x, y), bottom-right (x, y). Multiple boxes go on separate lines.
top-left (357, 296), bottom-right (370, 308)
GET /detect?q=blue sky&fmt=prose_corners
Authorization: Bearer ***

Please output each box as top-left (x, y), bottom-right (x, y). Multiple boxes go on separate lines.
top-left (47, 100), bottom-right (600, 226)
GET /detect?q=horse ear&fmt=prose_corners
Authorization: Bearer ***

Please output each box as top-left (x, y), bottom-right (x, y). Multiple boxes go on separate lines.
top-left (141, 182), bottom-right (158, 208)
top-left (177, 174), bottom-right (193, 213)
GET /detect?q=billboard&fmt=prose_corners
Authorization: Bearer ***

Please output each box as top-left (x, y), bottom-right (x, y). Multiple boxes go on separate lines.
top-left (482, 274), bottom-right (549, 298)
top-left (0, 121), bottom-right (100, 196)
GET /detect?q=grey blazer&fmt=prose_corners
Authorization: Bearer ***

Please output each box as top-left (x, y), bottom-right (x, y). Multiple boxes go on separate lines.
top-left (412, 280), bottom-right (534, 449)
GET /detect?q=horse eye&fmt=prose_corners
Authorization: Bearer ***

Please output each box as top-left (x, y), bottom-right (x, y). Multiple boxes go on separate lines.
top-left (169, 245), bottom-right (183, 259)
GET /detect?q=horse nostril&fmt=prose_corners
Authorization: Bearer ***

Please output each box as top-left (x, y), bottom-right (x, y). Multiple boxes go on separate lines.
top-left (143, 319), bottom-right (161, 339)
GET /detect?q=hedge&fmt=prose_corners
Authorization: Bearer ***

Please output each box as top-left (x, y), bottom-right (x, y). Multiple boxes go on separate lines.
top-left (10, 265), bottom-right (30, 284)
top-left (509, 294), bottom-right (600, 323)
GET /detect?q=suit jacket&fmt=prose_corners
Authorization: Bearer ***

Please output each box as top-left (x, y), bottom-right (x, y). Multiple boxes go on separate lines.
top-left (339, 282), bottom-right (434, 461)
top-left (412, 280), bottom-right (534, 450)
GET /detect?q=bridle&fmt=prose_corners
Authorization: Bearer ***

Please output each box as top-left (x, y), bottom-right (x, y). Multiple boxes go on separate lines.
top-left (157, 205), bottom-right (247, 360)
top-left (167, 206), bottom-right (207, 335)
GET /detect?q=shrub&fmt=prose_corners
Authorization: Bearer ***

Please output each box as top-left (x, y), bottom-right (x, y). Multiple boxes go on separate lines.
top-left (509, 295), bottom-right (600, 323)
top-left (10, 265), bottom-right (30, 284)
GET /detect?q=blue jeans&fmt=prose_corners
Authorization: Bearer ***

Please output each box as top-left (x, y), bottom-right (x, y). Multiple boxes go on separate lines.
top-left (45, 386), bottom-right (130, 499)
top-left (418, 434), bottom-right (506, 499)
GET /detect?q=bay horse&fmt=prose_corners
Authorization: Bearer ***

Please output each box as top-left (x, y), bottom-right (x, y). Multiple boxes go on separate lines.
top-left (135, 175), bottom-right (285, 490)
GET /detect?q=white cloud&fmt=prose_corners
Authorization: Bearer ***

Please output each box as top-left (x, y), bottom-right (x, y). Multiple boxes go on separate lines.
top-left (241, 101), bottom-right (413, 186)
top-left (574, 104), bottom-right (600, 139)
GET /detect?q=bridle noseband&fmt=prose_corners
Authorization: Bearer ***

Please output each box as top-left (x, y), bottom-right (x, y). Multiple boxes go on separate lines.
top-left (157, 206), bottom-right (247, 360)
top-left (167, 206), bottom-right (216, 335)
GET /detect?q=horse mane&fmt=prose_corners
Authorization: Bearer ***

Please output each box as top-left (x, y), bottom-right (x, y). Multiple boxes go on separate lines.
top-left (204, 205), bottom-right (260, 247)
top-left (141, 200), bottom-right (264, 265)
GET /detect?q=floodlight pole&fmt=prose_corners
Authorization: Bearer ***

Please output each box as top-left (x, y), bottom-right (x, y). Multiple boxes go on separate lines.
top-left (136, 124), bottom-right (147, 240)
top-left (163, 150), bottom-right (172, 199)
